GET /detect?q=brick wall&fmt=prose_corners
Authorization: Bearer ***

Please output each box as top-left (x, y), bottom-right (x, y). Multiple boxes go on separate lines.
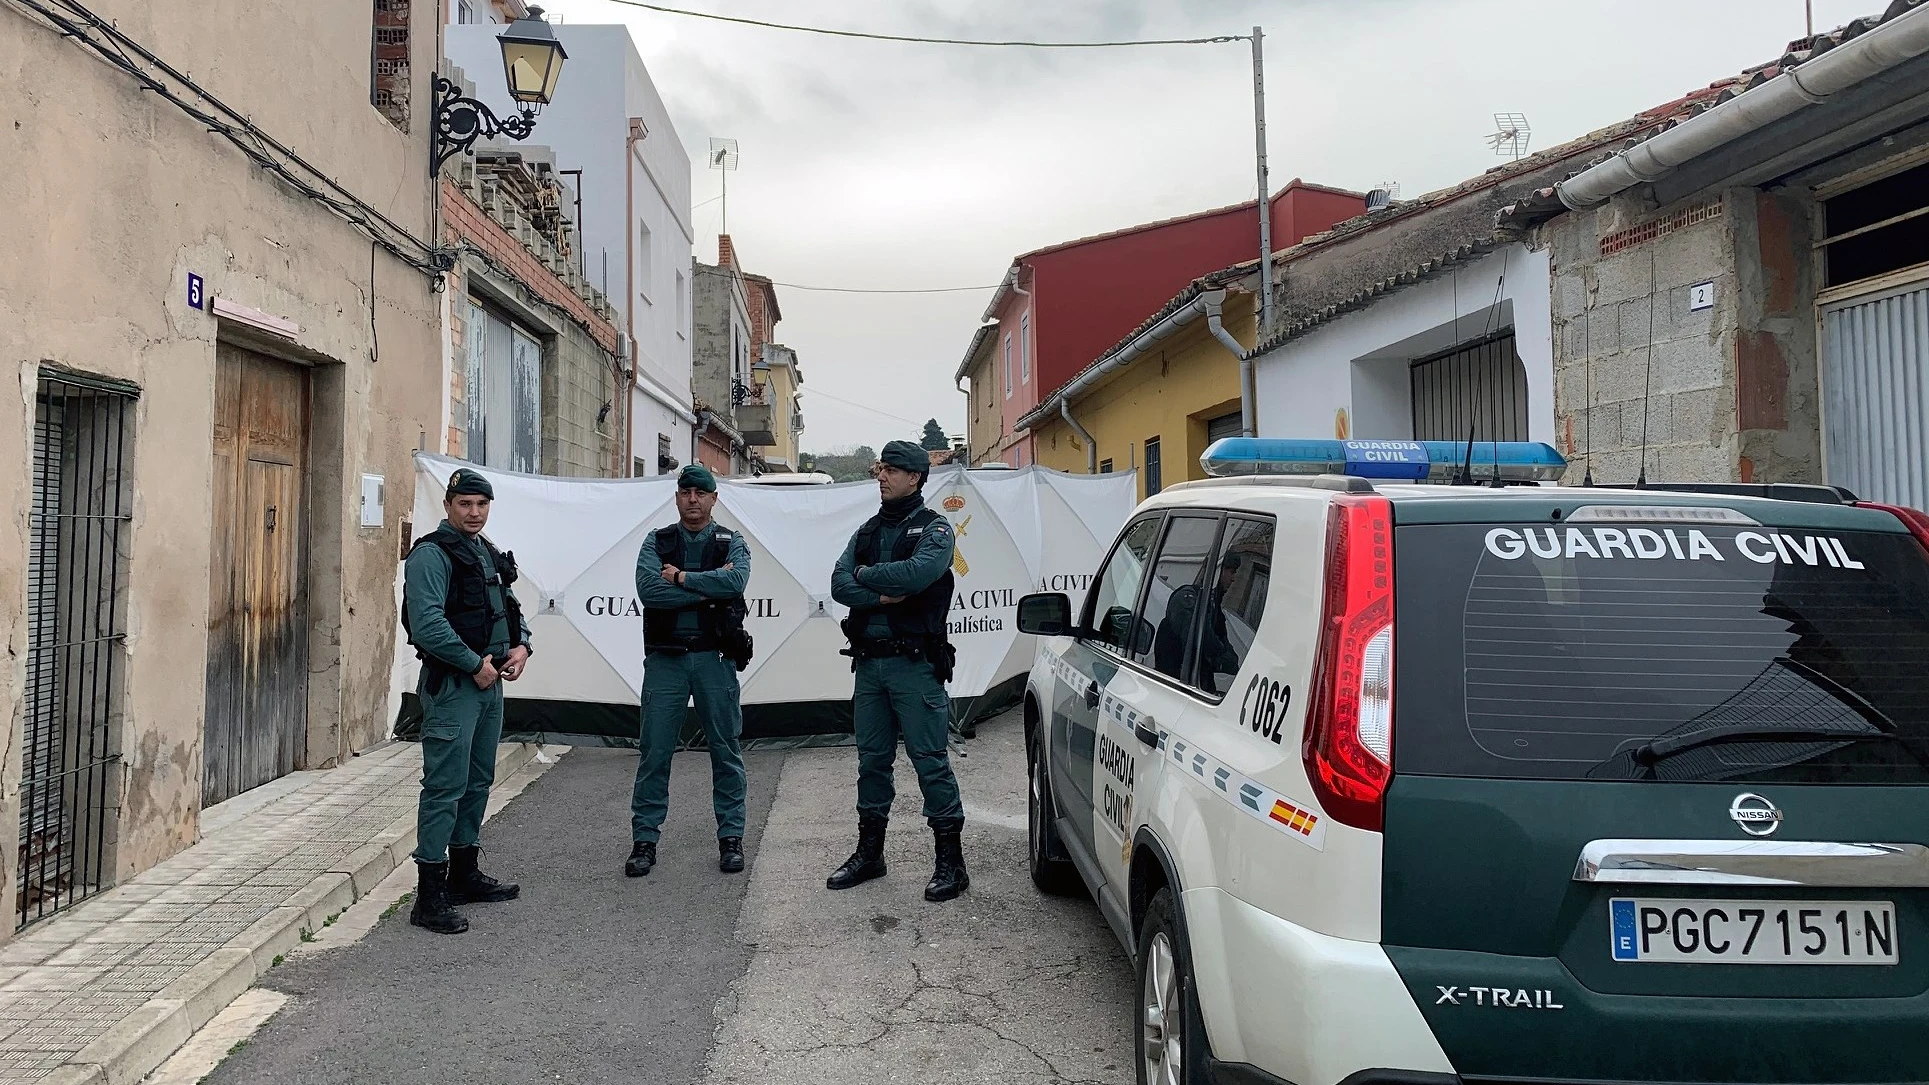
top-left (442, 182), bottom-right (620, 354)
top-left (443, 182), bottom-right (624, 477)
top-left (372, 0), bottom-right (412, 131)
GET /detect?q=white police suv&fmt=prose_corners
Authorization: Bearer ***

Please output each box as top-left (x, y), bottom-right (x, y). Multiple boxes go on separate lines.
top-left (1015, 438), bottom-right (1929, 1085)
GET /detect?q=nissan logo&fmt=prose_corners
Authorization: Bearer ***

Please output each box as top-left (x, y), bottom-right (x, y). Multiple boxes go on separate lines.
top-left (1729, 793), bottom-right (1783, 837)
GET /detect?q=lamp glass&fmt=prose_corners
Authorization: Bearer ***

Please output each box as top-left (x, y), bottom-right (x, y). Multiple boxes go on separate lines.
top-left (500, 39), bottom-right (563, 105)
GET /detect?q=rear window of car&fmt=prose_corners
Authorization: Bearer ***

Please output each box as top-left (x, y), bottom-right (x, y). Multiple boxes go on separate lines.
top-left (1394, 522), bottom-right (1929, 783)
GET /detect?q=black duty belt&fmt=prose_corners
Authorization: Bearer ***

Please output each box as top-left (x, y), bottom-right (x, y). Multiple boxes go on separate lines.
top-left (647, 637), bottom-right (718, 656)
top-left (841, 638), bottom-right (930, 660)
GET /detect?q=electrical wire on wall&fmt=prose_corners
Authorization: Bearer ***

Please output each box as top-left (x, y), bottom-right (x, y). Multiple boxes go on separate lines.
top-left (8, 0), bottom-right (447, 278)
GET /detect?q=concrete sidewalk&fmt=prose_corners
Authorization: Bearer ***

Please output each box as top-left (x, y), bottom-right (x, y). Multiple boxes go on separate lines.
top-left (0, 740), bottom-right (542, 1085)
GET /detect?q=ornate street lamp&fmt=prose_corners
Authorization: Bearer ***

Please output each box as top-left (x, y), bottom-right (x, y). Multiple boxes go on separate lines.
top-left (430, 6), bottom-right (569, 176)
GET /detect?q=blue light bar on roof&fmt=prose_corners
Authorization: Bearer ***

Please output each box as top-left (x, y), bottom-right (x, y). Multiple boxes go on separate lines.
top-left (1199, 438), bottom-right (1567, 483)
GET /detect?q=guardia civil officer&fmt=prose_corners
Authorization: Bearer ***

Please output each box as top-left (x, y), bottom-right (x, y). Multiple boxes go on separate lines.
top-left (627, 463), bottom-right (754, 877)
top-left (400, 468), bottom-right (530, 935)
top-left (827, 440), bottom-right (968, 902)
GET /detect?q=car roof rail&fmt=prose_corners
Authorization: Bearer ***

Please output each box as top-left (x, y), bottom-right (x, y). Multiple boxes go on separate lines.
top-left (1631, 482), bottom-right (1858, 506)
top-left (1166, 474), bottom-right (1376, 495)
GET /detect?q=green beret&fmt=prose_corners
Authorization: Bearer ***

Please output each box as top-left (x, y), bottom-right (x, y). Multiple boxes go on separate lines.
top-left (880, 440), bottom-right (930, 475)
top-left (676, 463), bottom-right (718, 492)
top-left (445, 468), bottom-right (494, 499)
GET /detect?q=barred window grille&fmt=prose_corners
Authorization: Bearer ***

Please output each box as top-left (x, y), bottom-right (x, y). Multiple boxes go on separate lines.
top-left (19, 372), bottom-right (134, 931)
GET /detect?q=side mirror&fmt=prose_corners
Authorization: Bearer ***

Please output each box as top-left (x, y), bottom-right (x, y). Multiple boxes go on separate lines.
top-left (1101, 605), bottom-right (1134, 647)
top-left (1016, 592), bottom-right (1073, 637)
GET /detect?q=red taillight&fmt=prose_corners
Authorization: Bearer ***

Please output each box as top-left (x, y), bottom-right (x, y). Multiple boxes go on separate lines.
top-left (1303, 494), bottom-right (1395, 833)
top-left (1855, 501), bottom-right (1929, 552)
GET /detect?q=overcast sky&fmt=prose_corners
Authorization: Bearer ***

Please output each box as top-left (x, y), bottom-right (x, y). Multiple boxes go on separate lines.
top-left (544, 0), bottom-right (1877, 455)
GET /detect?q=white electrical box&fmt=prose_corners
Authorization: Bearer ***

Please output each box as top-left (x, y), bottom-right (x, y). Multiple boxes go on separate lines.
top-left (360, 474), bottom-right (385, 528)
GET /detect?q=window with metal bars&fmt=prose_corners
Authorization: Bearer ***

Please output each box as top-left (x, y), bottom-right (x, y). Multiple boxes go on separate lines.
top-left (1409, 332), bottom-right (1529, 445)
top-left (19, 372), bottom-right (135, 930)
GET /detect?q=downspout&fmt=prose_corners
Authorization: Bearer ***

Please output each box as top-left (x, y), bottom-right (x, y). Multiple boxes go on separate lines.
top-left (1557, 6), bottom-right (1929, 209)
top-left (1037, 288), bottom-right (1225, 473)
top-left (625, 120), bottom-right (643, 475)
top-left (1204, 293), bottom-right (1255, 437)
top-left (692, 410), bottom-right (711, 469)
top-left (1061, 400), bottom-right (1099, 474)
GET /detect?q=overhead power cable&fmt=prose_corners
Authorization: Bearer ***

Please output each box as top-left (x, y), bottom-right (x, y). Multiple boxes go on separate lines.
top-left (12, 0), bottom-right (446, 277)
top-left (798, 387), bottom-right (925, 428)
top-left (594, 0), bottom-right (1247, 47)
top-left (767, 281), bottom-right (1001, 294)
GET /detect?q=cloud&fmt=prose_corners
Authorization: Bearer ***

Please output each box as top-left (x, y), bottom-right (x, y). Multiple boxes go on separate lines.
top-left (547, 0), bottom-right (1879, 455)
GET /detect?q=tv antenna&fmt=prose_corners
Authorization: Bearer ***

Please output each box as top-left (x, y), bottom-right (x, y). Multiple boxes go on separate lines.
top-left (709, 137), bottom-right (739, 232)
top-left (1488, 113), bottom-right (1532, 160)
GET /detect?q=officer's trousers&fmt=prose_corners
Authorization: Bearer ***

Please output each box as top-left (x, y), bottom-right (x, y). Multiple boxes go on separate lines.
top-left (852, 655), bottom-right (964, 828)
top-left (631, 649), bottom-right (746, 843)
top-left (414, 667), bottom-right (505, 864)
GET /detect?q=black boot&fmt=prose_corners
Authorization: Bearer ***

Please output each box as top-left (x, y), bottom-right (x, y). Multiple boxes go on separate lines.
top-left (625, 841), bottom-right (657, 877)
top-left (719, 837), bottom-right (746, 874)
top-left (409, 861), bottom-right (469, 934)
top-left (448, 845), bottom-right (520, 904)
top-left (826, 815), bottom-right (888, 890)
top-left (924, 825), bottom-right (969, 903)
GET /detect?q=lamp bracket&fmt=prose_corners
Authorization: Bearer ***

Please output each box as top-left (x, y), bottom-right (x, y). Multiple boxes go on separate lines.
top-left (431, 75), bottom-right (537, 176)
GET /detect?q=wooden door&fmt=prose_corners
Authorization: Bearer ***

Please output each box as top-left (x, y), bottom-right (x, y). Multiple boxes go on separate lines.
top-left (204, 345), bottom-right (310, 806)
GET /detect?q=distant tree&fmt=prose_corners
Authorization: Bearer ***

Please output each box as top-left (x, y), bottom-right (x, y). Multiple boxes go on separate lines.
top-left (920, 419), bottom-right (950, 451)
top-left (797, 452), bottom-right (816, 473)
top-left (807, 445), bottom-right (878, 483)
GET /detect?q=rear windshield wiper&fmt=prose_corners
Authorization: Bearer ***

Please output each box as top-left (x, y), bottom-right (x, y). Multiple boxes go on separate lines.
top-left (1631, 724), bottom-right (1899, 767)
top-left (1632, 657), bottom-right (1899, 767)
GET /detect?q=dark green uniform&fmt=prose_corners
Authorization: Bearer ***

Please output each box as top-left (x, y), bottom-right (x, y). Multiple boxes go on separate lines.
top-left (831, 497), bottom-right (963, 826)
top-left (404, 522), bottom-right (530, 864)
top-left (631, 521), bottom-right (752, 843)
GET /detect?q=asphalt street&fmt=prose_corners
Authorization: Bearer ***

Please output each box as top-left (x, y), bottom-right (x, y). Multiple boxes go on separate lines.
top-left (202, 709), bottom-right (1135, 1085)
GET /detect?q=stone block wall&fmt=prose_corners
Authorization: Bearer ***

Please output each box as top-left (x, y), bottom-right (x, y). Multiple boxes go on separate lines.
top-left (1543, 187), bottom-right (1823, 486)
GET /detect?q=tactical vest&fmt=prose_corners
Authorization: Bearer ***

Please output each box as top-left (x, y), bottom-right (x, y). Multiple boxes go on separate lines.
top-left (846, 507), bottom-right (953, 644)
top-left (643, 524), bottom-right (748, 651)
top-left (402, 524), bottom-right (524, 673)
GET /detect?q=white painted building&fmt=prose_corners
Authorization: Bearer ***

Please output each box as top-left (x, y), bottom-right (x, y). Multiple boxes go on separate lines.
top-left (446, 16), bottom-right (697, 475)
top-left (1251, 245), bottom-right (1555, 447)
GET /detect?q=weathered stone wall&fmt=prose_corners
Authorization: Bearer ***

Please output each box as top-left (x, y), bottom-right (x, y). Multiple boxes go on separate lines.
top-left (1542, 188), bottom-right (1821, 485)
top-left (0, 0), bottom-right (444, 936)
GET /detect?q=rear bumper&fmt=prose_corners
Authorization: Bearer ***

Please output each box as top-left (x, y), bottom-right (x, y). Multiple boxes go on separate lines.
top-left (1181, 887), bottom-right (1451, 1085)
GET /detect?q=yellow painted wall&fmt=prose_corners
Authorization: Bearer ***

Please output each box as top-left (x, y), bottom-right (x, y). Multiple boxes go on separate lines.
top-left (1031, 293), bottom-right (1256, 502)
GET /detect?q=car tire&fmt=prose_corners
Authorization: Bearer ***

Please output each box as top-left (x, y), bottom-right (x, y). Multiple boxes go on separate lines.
top-left (1027, 736), bottom-right (1085, 897)
top-left (1136, 887), bottom-right (1213, 1085)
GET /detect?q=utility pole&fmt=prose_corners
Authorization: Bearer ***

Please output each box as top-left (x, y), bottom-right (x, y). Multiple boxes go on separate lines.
top-left (1252, 26), bottom-right (1273, 339)
top-left (1246, 25), bottom-right (1272, 439)
top-left (1807, 0), bottom-right (1815, 38)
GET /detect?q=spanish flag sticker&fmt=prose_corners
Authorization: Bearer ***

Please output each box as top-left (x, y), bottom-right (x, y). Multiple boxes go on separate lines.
top-left (1268, 799), bottom-right (1319, 837)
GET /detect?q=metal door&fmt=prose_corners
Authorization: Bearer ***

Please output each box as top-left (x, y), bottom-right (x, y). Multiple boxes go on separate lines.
top-left (204, 345), bottom-right (309, 806)
top-left (1821, 282), bottom-right (1929, 509)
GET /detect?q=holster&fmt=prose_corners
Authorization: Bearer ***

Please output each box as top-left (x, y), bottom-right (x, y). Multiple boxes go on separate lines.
top-left (927, 640), bottom-right (957, 685)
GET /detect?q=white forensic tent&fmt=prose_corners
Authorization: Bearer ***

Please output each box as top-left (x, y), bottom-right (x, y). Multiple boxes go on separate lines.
top-left (388, 453), bottom-right (1137, 746)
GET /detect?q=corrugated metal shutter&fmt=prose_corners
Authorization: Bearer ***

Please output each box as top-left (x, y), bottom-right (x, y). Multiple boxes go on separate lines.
top-left (1206, 412), bottom-right (1241, 444)
top-left (1822, 283), bottom-right (1929, 509)
top-left (1410, 333), bottom-right (1529, 443)
top-left (23, 396), bottom-right (67, 900)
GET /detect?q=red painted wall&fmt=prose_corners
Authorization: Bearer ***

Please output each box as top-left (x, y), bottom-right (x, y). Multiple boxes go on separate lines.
top-left (1026, 183), bottom-right (1364, 400)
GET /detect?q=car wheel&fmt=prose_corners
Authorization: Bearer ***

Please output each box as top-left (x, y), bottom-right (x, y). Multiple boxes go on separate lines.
top-left (1027, 736), bottom-right (1085, 897)
top-left (1137, 887), bottom-right (1212, 1085)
